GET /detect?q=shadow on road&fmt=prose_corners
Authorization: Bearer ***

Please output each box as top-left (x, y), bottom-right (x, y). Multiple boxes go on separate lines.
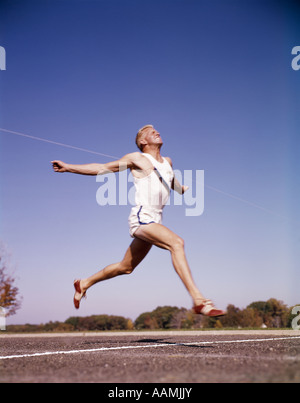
top-left (135, 338), bottom-right (214, 349)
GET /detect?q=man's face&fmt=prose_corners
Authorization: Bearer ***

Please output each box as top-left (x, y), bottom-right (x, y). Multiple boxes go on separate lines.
top-left (142, 127), bottom-right (163, 148)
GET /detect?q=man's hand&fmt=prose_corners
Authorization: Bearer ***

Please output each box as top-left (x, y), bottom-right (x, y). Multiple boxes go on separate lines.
top-left (172, 177), bottom-right (189, 195)
top-left (51, 160), bottom-right (69, 173)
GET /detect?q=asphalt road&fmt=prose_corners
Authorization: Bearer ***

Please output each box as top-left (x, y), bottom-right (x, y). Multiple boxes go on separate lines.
top-left (0, 330), bottom-right (300, 383)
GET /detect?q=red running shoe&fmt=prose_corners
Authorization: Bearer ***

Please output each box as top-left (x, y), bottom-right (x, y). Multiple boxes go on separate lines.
top-left (73, 280), bottom-right (86, 310)
top-left (193, 299), bottom-right (226, 317)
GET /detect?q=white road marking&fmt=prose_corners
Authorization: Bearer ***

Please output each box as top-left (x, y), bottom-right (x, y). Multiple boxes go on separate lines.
top-left (0, 336), bottom-right (299, 360)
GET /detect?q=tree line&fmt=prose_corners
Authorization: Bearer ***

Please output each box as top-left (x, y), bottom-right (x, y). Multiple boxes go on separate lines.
top-left (134, 299), bottom-right (298, 330)
top-left (6, 299), bottom-right (299, 332)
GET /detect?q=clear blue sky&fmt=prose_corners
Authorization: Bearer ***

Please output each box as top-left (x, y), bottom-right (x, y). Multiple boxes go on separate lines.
top-left (0, 0), bottom-right (299, 325)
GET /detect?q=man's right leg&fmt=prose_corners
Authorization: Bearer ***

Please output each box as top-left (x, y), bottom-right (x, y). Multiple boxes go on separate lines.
top-left (74, 238), bottom-right (152, 308)
top-left (134, 223), bottom-right (226, 317)
top-left (134, 223), bottom-right (205, 307)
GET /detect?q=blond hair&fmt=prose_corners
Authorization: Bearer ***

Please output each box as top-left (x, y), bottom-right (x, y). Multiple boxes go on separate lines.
top-left (135, 124), bottom-right (153, 151)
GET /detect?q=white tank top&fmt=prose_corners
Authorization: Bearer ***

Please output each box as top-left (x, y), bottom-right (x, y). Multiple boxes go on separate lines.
top-left (133, 153), bottom-right (174, 210)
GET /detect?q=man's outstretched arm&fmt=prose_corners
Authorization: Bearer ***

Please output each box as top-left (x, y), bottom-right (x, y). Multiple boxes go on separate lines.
top-left (51, 153), bottom-right (138, 176)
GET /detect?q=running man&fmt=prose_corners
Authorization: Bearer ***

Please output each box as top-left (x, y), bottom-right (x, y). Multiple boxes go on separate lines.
top-left (51, 125), bottom-right (225, 317)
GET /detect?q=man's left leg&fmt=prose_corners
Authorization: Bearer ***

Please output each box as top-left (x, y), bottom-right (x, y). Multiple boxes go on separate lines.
top-left (74, 238), bottom-right (152, 308)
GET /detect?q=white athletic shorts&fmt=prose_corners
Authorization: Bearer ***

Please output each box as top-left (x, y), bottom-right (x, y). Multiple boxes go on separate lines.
top-left (128, 205), bottom-right (163, 238)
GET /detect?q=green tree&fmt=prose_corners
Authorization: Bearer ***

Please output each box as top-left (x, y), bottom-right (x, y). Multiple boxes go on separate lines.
top-left (248, 298), bottom-right (289, 328)
top-left (65, 314), bottom-right (130, 331)
top-left (135, 311), bottom-right (159, 329)
top-left (238, 308), bottom-right (262, 327)
top-left (135, 306), bottom-right (182, 329)
top-left (0, 244), bottom-right (22, 317)
top-left (219, 304), bottom-right (241, 327)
